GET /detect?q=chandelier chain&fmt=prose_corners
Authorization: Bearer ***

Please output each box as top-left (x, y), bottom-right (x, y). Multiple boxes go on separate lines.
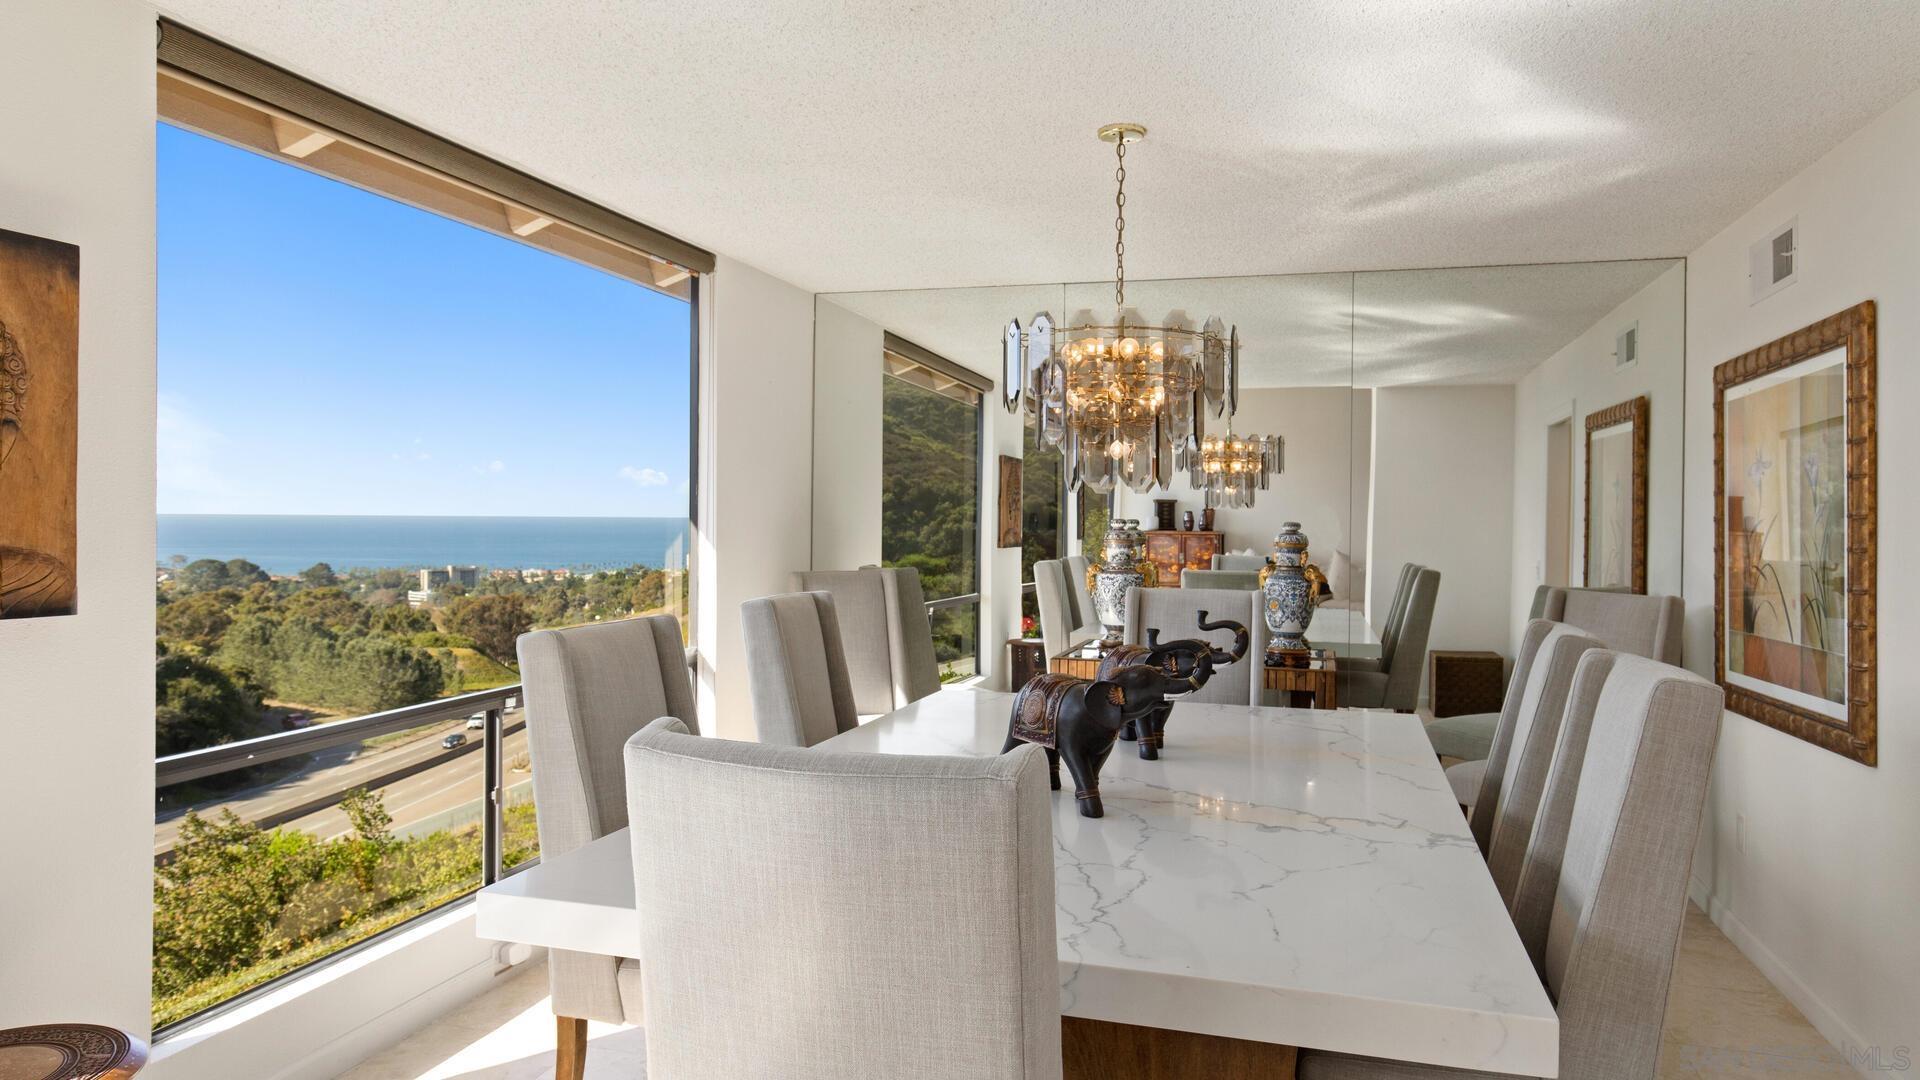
top-left (1113, 137), bottom-right (1127, 310)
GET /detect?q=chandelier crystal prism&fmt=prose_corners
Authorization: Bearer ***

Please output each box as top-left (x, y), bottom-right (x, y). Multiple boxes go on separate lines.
top-left (1014, 123), bottom-right (1243, 495)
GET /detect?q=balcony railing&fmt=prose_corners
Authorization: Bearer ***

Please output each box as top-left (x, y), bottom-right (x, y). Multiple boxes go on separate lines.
top-left (154, 684), bottom-right (526, 1033)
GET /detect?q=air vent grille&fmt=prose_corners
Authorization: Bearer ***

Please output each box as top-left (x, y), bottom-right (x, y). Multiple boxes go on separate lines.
top-left (1750, 218), bottom-right (1798, 303)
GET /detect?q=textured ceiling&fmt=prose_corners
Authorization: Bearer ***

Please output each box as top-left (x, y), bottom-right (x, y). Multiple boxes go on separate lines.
top-left (162, 1), bottom-right (1920, 293)
top-left (827, 260), bottom-right (1678, 388)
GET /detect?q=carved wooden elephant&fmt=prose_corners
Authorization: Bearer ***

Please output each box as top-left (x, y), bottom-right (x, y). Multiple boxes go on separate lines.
top-left (1109, 611), bottom-right (1251, 759)
top-left (1001, 663), bottom-right (1200, 817)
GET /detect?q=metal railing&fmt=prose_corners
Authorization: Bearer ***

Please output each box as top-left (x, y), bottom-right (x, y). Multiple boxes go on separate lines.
top-left (924, 591), bottom-right (980, 613)
top-left (157, 683), bottom-right (525, 884)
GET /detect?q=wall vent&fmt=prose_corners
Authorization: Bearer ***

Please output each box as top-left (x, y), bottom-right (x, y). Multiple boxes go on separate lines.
top-left (1749, 218), bottom-right (1798, 304)
top-left (1614, 323), bottom-right (1638, 369)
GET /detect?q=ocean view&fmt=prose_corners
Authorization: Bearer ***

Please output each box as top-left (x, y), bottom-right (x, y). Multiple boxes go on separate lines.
top-left (157, 514), bottom-right (692, 576)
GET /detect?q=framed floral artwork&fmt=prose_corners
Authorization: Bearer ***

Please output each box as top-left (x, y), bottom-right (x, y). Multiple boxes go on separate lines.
top-left (1584, 395), bottom-right (1648, 593)
top-left (1714, 302), bottom-right (1876, 765)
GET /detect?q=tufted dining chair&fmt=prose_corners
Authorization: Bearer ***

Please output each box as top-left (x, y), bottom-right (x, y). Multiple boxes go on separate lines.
top-left (1063, 554), bottom-right (1096, 628)
top-left (1033, 558), bottom-right (1097, 668)
top-left (1425, 587), bottom-right (1683, 763)
top-left (625, 718), bottom-right (1062, 1080)
top-left (1337, 562), bottom-right (1422, 675)
top-left (516, 613), bottom-right (697, 1079)
top-left (1123, 586), bottom-right (1268, 705)
top-left (1179, 568), bottom-right (1261, 590)
top-left (741, 591), bottom-right (861, 747)
top-left (1299, 655), bottom-right (1723, 1080)
top-left (1459, 621), bottom-right (1604, 904)
top-left (1211, 553), bottom-right (1269, 573)
top-left (790, 567), bottom-right (940, 714)
top-left (1336, 568), bottom-right (1439, 711)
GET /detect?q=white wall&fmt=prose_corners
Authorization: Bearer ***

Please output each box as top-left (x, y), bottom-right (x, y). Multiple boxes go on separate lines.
top-left (695, 255), bottom-right (817, 741)
top-left (1368, 386), bottom-right (1515, 695)
top-left (0, 0), bottom-right (157, 1036)
top-left (1682, 85), bottom-right (1920, 1066)
top-left (1509, 263), bottom-right (1686, 655)
top-left (1114, 386), bottom-right (1369, 570)
top-left (810, 299), bottom-right (883, 571)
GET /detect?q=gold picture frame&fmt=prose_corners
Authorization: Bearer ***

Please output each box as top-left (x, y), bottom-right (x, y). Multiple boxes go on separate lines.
top-left (1714, 302), bottom-right (1877, 766)
top-left (1584, 395), bottom-right (1649, 594)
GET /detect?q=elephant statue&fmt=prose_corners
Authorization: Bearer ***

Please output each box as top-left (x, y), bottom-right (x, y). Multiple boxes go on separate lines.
top-left (1108, 611), bottom-right (1251, 759)
top-left (1002, 662), bottom-right (1204, 817)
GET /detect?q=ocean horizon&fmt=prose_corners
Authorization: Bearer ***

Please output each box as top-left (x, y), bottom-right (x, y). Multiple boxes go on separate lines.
top-left (158, 514), bottom-right (691, 576)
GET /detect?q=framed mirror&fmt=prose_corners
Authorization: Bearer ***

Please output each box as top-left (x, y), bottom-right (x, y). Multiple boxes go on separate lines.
top-left (1584, 395), bottom-right (1648, 593)
top-left (1714, 301), bottom-right (1877, 766)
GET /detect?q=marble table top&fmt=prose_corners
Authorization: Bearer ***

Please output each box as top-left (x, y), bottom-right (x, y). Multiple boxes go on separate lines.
top-left (476, 689), bottom-right (1558, 1076)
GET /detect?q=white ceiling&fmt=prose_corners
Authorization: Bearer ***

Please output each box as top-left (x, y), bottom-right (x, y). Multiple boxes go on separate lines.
top-left (164, 1), bottom-right (1920, 294)
top-left (827, 260), bottom-right (1678, 388)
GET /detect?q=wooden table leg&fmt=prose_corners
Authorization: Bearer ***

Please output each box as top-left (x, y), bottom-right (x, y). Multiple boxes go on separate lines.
top-left (1063, 1016), bottom-right (1298, 1079)
top-left (556, 1016), bottom-right (588, 1080)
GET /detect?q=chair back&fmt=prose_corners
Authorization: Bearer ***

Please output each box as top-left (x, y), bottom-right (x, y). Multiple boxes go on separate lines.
top-left (741, 592), bottom-right (860, 746)
top-left (1033, 559), bottom-right (1094, 662)
top-left (1511, 655), bottom-right (1722, 1080)
top-left (791, 567), bottom-right (941, 711)
top-left (518, 613), bottom-right (697, 857)
top-left (1377, 568), bottom-right (1440, 710)
top-left (625, 719), bottom-right (1062, 1080)
top-left (1472, 620), bottom-right (1605, 899)
top-left (1211, 553), bottom-right (1268, 573)
top-left (1536, 586), bottom-right (1683, 665)
top-left (1123, 587), bottom-right (1267, 705)
top-left (1376, 563), bottom-right (1423, 662)
top-left (1063, 554), bottom-right (1096, 628)
top-left (518, 613), bottom-right (696, 1024)
top-left (1179, 568), bottom-right (1260, 591)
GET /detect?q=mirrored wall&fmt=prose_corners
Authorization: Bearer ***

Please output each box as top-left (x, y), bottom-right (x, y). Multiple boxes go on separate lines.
top-left (817, 257), bottom-right (1684, 693)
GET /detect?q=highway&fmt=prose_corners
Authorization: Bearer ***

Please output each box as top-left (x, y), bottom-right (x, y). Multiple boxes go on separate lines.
top-left (154, 709), bottom-right (529, 857)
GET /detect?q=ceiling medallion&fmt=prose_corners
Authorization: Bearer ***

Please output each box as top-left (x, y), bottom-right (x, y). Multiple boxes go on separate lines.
top-left (1014, 124), bottom-right (1241, 495)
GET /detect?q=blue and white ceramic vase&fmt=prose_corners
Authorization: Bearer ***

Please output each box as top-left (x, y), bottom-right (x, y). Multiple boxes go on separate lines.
top-left (1262, 521), bottom-right (1323, 661)
top-left (1092, 519), bottom-right (1146, 643)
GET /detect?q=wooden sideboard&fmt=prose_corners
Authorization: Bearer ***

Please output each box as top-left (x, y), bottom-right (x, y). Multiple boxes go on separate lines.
top-left (1143, 530), bottom-right (1224, 586)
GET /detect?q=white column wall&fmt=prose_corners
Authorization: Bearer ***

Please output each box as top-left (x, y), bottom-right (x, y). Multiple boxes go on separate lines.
top-left (0, 0), bottom-right (158, 1035)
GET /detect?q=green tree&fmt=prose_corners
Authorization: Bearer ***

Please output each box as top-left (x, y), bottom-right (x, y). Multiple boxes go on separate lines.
top-left (152, 810), bottom-right (310, 995)
top-left (280, 586), bottom-right (369, 633)
top-left (156, 587), bottom-right (242, 650)
top-left (299, 562), bottom-right (339, 588)
top-left (339, 787), bottom-right (393, 890)
top-left (157, 648), bottom-right (262, 755)
top-left (446, 594), bottom-right (533, 664)
top-left (172, 558), bottom-right (270, 594)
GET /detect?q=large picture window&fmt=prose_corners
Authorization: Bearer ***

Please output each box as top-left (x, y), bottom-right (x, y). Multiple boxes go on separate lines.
top-left (881, 343), bottom-right (983, 679)
top-left (153, 52), bottom-right (701, 1030)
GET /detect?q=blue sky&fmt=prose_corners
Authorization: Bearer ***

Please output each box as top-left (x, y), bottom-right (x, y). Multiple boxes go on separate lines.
top-left (158, 122), bottom-right (691, 518)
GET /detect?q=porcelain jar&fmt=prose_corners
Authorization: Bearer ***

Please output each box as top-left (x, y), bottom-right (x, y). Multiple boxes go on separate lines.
top-left (1262, 521), bottom-right (1324, 661)
top-left (1091, 519), bottom-right (1147, 642)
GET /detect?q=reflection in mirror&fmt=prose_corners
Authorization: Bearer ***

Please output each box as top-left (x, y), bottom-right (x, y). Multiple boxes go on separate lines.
top-left (1353, 259), bottom-right (1685, 708)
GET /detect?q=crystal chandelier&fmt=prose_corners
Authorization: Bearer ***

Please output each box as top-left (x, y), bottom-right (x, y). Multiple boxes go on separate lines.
top-left (1194, 430), bottom-right (1283, 509)
top-left (1013, 124), bottom-right (1239, 494)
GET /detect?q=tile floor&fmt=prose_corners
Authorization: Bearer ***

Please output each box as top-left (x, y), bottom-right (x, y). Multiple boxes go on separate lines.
top-left (337, 904), bottom-right (1856, 1079)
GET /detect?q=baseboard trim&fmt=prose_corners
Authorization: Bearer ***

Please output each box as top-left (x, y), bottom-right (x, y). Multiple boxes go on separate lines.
top-left (1688, 880), bottom-right (1873, 1078)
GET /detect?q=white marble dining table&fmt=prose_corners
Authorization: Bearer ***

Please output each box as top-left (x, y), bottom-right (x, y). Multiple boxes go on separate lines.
top-left (475, 688), bottom-right (1558, 1077)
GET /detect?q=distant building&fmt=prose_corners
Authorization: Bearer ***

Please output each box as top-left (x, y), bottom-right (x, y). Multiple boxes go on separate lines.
top-left (418, 565), bottom-right (481, 591)
top-left (548, 568), bottom-right (571, 581)
top-left (489, 568), bottom-right (521, 581)
top-left (521, 569), bottom-right (547, 583)
top-left (405, 589), bottom-right (437, 609)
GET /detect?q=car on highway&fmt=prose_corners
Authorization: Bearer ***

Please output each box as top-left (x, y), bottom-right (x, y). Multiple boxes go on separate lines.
top-left (466, 713), bottom-right (486, 730)
top-left (441, 732), bottom-right (467, 750)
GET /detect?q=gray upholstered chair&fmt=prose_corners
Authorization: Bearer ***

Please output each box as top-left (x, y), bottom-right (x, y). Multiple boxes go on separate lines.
top-left (1425, 586), bottom-right (1683, 762)
top-left (1124, 586), bottom-right (1268, 705)
top-left (1179, 567), bottom-right (1261, 590)
top-left (516, 614), bottom-right (696, 1073)
top-left (1459, 621), bottom-right (1604, 904)
top-left (1336, 567), bottom-right (1439, 711)
top-left (624, 718), bottom-right (1062, 1080)
top-left (1337, 562), bottom-right (1422, 675)
top-left (1211, 553), bottom-right (1269, 573)
top-left (741, 591), bottom-right (860, 746)
top-left (1063, 554), bottom-right (1096, 628)
top-left (1033, 558), bottom-right (1096, 664)
top-left (790, 567), bottom-right (941, 714)
top-left (1300, 654), bottom-right (1723, 1080)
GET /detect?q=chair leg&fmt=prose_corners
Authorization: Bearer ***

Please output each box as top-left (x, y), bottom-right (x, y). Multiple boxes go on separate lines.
top-left (556, 1016), bottom-right (587, 1080)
